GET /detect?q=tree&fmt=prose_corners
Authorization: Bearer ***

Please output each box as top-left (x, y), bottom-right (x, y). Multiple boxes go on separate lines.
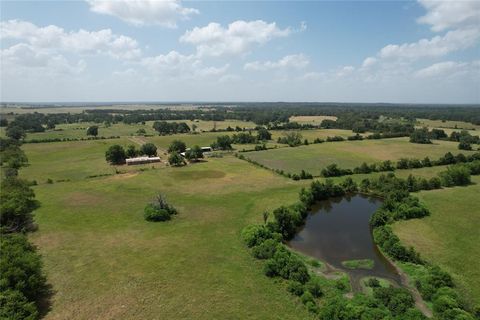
top-left (278, 131), bottom-right (303, 147)
top-left (168, 152), bottom-right (185, 166)
top-left (458, 139), bottom-right (472, 151)
top-left (257, 128), bottom-right (272, 141)
top-left (185, 145), bottom-right (203, 162)
top-left (211, 135), bottom-right (232, 150)
top-left (191, 124), bottom-right (197, 133)
top-left (136, 128), bottom-right (146, 136)
top-left (105, 145), bottom-right (126, 165)
top-left (86, 126), bottom-right (99, 137)
top-left (0, 178), bottom-right (40, 233)
top-left (140, 143), bottom-right (157, 156)
top-left (0, 118), bottom-right (8, 127)
top-left (168, 140), bottom-right (187, 153)
top-left (5, 126), bottom-right (26, 141)
top-left (409, 128), bottom-right (431, 144)
top-left (126, 145), bottom-right (138, 158)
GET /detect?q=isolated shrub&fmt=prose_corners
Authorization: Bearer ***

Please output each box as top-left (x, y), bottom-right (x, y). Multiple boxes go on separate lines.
top-left (143, 205), bottom-right (170, 222)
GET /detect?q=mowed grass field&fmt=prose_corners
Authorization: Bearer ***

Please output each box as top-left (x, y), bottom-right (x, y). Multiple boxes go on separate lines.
top-left (244, 137), bottom-right (471, 175)
top-left (417, 118), bottom-right (480, 131)
top-left (393, 176), bottom-right (480, 306)
top-left (270, 128), bottom-right (362, 142)
top-left (289, 115), bottom-right (337, 125)
top-left (28, 155), bottom-right (315, 319)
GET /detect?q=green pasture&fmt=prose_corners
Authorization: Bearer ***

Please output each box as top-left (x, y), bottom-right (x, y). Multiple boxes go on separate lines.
top-left (28, 156), bottom-right (315, 319)
top-left (244, 137), bottom-right (473, 175)
top-left (270, 128), bottom-right (362, 142)
top-left (393, 176), bottom-right (480, 306)
top-left (416, 118), bottom-right (480, 131)
top-left (288, 115), bottom-right (337, 125)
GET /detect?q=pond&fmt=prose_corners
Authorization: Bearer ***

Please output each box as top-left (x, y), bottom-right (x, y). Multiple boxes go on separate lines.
top-left (288, 194), bottom-right (401, 291)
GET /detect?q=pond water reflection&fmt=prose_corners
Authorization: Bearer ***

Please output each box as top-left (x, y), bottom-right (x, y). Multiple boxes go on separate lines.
top-left (288, 194), bottom-right (401, 291)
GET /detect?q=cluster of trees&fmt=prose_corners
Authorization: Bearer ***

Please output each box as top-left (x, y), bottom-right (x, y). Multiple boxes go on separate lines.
top-left (152, 121), bottom-right (190, 135)
top-left (0, 136), bottom-right (48, 319)
top-left (143, 194), bottom-right (177, 222)
top-left (409, 127), bottom-right (479, 150)
top-left (229, 128), bottom-right (272, 144)
top-left (166, 140), bottom-right (205, 166)
top-left (105, 143), bottom-right (158, 164)
top-left (210, 135), bottom-right (233, 150)
top-left (409, 128), bottom-right (432, 144)
top-left (277, 131), bottom-right (303, 147)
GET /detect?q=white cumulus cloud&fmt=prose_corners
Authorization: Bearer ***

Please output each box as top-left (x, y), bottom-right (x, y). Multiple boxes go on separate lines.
top-left (415, 61), bottom-right (470, 78)
top-left (140, 51), bottom-right (228, 79)
top-left (379, 28), bottom-right (479, 60)
top-left (0, 19), bottom-right (141, 59)
top-left (244, 54), bottom-right (309, 71)
top-left (87, 0), bottom-right (199, 28)
top-left (180, 20), bottom-right (292, 57)
top-left (417, 0), bottom-right (480, 32)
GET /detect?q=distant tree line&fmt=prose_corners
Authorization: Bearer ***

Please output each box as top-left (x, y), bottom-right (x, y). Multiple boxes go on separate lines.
top-left (320, 152), bottom-right (480, 178)
top-left (5, 103), bottom-right (479, 136)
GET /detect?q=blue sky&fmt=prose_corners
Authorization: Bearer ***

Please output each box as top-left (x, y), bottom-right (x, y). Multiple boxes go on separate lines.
top-left (1, 0), bottom-right (479, 103)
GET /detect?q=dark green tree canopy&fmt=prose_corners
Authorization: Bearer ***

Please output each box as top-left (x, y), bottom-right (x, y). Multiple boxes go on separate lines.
top-left (168, 140), bottom-right (187, 153)
top-left (86, 126), bottom-right (99, 137)
top-left (105, 145), bottom-right (126, 165)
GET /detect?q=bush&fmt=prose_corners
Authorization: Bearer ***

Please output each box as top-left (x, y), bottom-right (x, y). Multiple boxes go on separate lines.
top-left (322, 163), bottom-right (352, 177)
top-left (263, 248), bottom-right (310, 284)
top-left (252, 238), bottom-right (279, 259)
top-left (241, 225), bottom-right (280, 248)
top-left (365, 278), bottom-right (380, 288)
top-left (439, 165), bottom-right (471, 187)
top-left (305, 277), bottom-right (323, 298)
top-left (0, 177), bottom-right (40, 233)
top-left (287, 281), bottom-right (304, 296)
top-left (168, 152), bottom-right (185, 166)
top-left (140, 143), bottom-right (157, 156)
top-left (168, 140), bottom-right (186, 153)
top-left (0, 234), bottom-right (47, 302)
top-left (143, 205), bottom-right (171, 221)
top-left (300, 291), bottom-right (315, 305)
top-left (0, 289), bottom-right (38, 320)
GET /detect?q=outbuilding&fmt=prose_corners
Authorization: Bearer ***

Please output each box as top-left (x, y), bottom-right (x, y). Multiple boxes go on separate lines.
top-left (126, 156), bottom-right (161, 165)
